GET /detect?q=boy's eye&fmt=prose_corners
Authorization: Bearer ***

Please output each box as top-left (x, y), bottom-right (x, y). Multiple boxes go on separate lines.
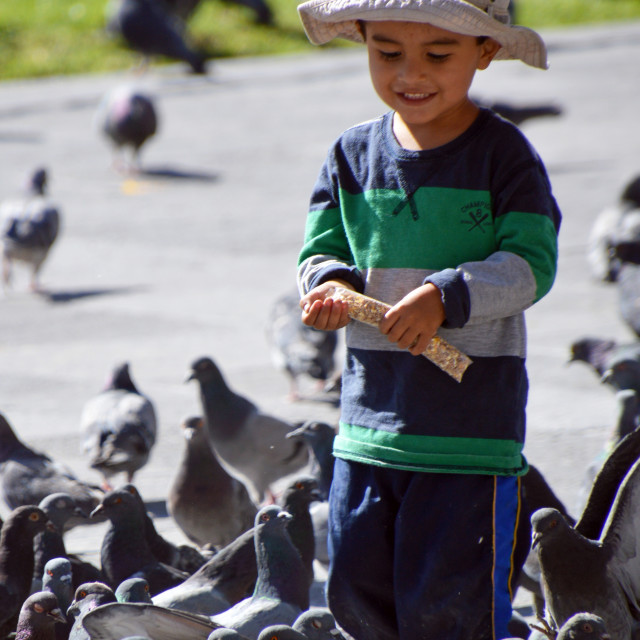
top-left (427, 52), bottom-right (450, 62)
top-left (378, 50), bottom-right (401, 60)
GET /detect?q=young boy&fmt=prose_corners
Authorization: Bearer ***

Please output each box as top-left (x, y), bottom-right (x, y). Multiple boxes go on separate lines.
top-left (296, 0), bottom-right (561, 638)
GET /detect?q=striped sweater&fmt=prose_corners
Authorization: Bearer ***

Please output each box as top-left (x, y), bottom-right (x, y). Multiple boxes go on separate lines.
top-left (298, 108), bottom-right (561, 476)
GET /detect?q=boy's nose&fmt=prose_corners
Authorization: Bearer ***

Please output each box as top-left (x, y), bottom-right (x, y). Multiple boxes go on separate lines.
top-left (398, 56), bottom-right (427, 83)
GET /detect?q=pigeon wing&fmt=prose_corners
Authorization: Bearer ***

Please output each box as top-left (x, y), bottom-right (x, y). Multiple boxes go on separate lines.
top-left (81, 603), bottom-right (220, 640)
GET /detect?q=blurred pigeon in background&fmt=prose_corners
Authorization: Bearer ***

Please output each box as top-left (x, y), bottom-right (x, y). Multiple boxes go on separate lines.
top-left (186, 357), bottom-right (309, 502)
top-left (0, 506), bottom-right (51, 636)
top-left (167, 415), bottom-right (257, 549)
top-left (0, 167), bottom-right (61, 293)
top-left (106, 0), bottom-right (207, 73)
top-left (162, 0), bottom-right (273, 25)
top-left (80, 362), bottom-right (157, 490)
top-left (211, 506), bottom-right (309, 639)
top-left (0, 412), bottom-right (101, 517)
top-left (96, 85), bottom-right (158, 174)
top-left (568, 337), bottom-right (640, 379)
top-left (480, 99), bottom-right (563, 126)
top-left (15, 591), bottom-right (66, 640)
top-left (265, 291), bottom-right (340, 402)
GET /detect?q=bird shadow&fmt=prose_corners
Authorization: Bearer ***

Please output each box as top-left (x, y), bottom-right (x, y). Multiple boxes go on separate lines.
top-left (137, 166), bottom-right (219, 182)
top-left (37, 285), bottom-right (148, 304)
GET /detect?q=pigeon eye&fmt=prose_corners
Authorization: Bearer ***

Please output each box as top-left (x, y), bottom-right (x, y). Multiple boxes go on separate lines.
top-left (296, 482), bottom-right (304, 490)
top-left (29, 512), bottom-right (40, 521)
top-left (47, 570), bottom-right (53, 576)
top-left (261, 513), bottom-right (270, 522)
top-left (34, 604), bottom-right (45, 614)
top-left (144, 585), bottom-right (149, 593)
top-left (114, 497), bottom-right (122, 504)
top-left (79, 591), bottom-right (86, 598)
top-left (583, 623), bottom-right (593, 632)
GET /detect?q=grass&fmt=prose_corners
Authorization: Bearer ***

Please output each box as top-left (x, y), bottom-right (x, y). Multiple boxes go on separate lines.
top-left (1, 0), bottom-right (639, 80)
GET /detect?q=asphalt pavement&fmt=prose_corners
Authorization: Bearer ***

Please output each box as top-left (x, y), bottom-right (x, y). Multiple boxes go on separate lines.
top-left (1, 17), bottom-right (640, 619)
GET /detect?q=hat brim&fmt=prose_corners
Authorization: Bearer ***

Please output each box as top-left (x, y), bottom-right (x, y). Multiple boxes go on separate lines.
top-left (298, 0), bottom-right (548, 69)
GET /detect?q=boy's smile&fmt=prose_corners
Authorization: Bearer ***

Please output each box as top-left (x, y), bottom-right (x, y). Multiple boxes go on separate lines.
top-left (364, 20), bottom-right (500, 150)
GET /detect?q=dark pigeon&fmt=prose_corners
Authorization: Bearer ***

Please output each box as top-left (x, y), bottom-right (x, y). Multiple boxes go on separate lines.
top-left (15, 591), bottom-right (66, 640)
top-left (81, 602), bottom-right (220, 640)
top-left (79, 362), bottom-right (157, 490)
top-left (115, 577), bottom-right (153, 603)
top-left (120, 483), bottom-right (208, 575)
top-left (211, 506), bottom-right (309, 639)
top-left (167, 415), bottom-right (257, 549)
top-left (162, 0), bottom-right (273, 25)
top-left (32, 492), bottom-right (104, 593)
top-left (0, 506), bottom-right (51, 636)
top-left (265, 291), bottom-right (340, 401)
top-left (96, 85), bottom-right (158, 173)
top-left (106, 0), bottom-right (207, 73)
top-left (186, 357), bottom-right (309, 502)
top-left (0, 167), bottom-right (61, 292)
top-left (0, 413), bottom-right (100, 517)
top-left (531, 453), bottom-right (640, 640)
top-left (90, 487), bottom-right (189, 595)
top-left (66, 582), bottom-right (117, 640)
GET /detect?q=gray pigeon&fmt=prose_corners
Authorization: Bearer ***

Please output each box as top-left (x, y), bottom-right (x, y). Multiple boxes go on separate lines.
top-left (256, 626), bottom-right (306, 640)
top-left (292, 608), bottom-right (345, 639)
top-left (96, 84), bottom-right (158, 173)
top-left (81, 602), bottom-right (220, 640)
top-left (66, 582), bottom-right (117, 640)
top-left (15, 591), bottom-right (66, 640)
top-left (41, 558), bottom-right (74, 640)
top-left (167, 415), bottom-right (257, 549)
top-left (186, 357), bottom-right (309, 502)
top-left (106, 0), bottom-right (207, 73)
top-left (211, 506), bottom-right (309, 640)
top-left (0, 167), bottom-right (61, 292)
top-left (265, 291), bottom-right (339, 401)
top-left (115, 577), bottom-right (153, 603)
top-left (0, 412), bottom-right (101, 517)
top-left (32, 492), bottom-right (104, 593)
top-left (80, 362), bottom-right (157, 490)
top-left (207, 630), bottom-right (251, 640)
top-left (90, 487), bottom-right (189, 595)
top-left (0, 506), bottom-right (51, 636)
top-left (557, 613), bottom-right (611, 640)
top-left (531, 456), bottom-right (640, 640)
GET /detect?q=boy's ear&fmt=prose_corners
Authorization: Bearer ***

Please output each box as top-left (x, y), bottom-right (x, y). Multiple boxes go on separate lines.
top-left (477, 38), bottom-right (501, 70)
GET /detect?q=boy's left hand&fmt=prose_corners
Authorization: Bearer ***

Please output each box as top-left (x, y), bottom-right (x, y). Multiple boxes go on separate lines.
top-left (379, 283), bottom-right (446, 356)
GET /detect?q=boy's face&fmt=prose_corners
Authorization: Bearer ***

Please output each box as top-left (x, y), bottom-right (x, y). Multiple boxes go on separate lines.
top-left (364, 20), bottom-right (500, 148)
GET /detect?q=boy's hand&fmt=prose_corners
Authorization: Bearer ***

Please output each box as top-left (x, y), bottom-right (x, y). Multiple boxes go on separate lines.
top-left (299, 280), bottom-right (353, 331)
top-left (379, 283), bottom-right (446, 356)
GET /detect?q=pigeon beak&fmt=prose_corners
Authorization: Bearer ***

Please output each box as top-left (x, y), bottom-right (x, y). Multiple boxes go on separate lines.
top-left (531, 532), bottom-right (541, 549)
top-left (66, 603), bottom-right (79, 618)
top-left (89, 504), bottom-right (105, 519)
top-left (184, 370), bottom-right (196, 383)
top-left (49, 607), bottom-right (66, 624)
top-left (285, 422), bottom-right (308, 439)
top-left (278, 510), bottom-right (293, 522)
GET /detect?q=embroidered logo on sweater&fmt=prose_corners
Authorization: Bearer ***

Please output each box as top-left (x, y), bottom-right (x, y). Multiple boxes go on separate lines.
top-left (461, 204), bottom-right (491, 233)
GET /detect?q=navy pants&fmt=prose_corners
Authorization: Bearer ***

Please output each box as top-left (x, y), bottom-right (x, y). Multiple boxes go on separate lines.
top-left (326, 458), bottom-right (521, 640)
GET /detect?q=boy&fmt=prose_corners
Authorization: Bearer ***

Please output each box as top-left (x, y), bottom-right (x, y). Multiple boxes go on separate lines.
top-left (296, 0), bottom-right (561, 639)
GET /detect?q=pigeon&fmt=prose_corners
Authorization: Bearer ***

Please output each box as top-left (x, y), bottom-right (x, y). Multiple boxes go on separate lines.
top-left (207, 630), bottom-right (251, 640)
top-left (167, 415), bottom-right (257, 549)
top-left (15, 591), bottom-right (66, 640)
top-left (0, 413), bottom-right (101, 517)
top-left (0, 505), bottom-right (51, 636)
top-left (90, 487), bottom-right (189, 595)
top-left (79, 362), bottom-right (157, 490)
top-left (531, 453), bottom-right (640, 640)
top-left (152, 524), bottom-right (257, 616)
top-left (556, 613), bottom-right (611, 640)
top-left (587, 174), bottom-right (640, 283)
top-left (66, 582), bottom-right (117, 640)
top-left (41, 558), bottom-right (74, 640)
top-left (256, 626), bottom-right (306, 640)
top-left (32, 492), bottom-right (104, 593)
top-left (292, 607), bottom-right (345, 639)
top-left (278, 476), bottom-right (322, 593)
top-left (80, 602), bottom-right (219, 640)
top-left (106, 0), bottom-right (207, 73)
top-left (0, 167), bottom-right (61, 292)
top-left (162, 0), bottom-right (273, 25)
top-left (285, 421), bottom-right (336, 500)
top-left (96, 85), bottom-right (159, 173)
top-left (265, 291), bottom-right (340, 401)
top-left (115, 577), bottom-right (153, 603)
top-left (211, 506), bottom-right (309, 639)
top-left (119, 483), bottom-right (208, 575)
top-left (568, 337), bottom-right (623, 378)
top-left (186, 356), bottom-right (309, 502)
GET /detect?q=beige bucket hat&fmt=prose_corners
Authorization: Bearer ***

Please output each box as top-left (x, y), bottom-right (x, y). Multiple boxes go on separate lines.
top-left (298, 0), bottom-right (548, 69)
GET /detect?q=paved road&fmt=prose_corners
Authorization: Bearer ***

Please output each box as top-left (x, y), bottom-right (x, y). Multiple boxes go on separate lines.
top-left (1, 18), bottom-right (640, 616)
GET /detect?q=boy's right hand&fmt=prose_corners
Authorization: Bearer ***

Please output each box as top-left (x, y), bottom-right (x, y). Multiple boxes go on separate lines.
top-left (299, 280), bottom-right (353, 331)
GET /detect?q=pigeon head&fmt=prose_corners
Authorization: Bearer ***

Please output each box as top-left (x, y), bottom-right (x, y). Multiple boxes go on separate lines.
top-left (115, 577), bottom-right (152, 603)
top-left (621, 175), bottom-right (640, 210)
top-left (181, 415), bottom-right (206, 440)
top-left (43, 557), bottom-right (73, 586)
top-left (3, 505), bottom-right (52, 541)
top-left (255, 505), bottom-right (292, 529)
top-left (38, 492), bottom-right (87, 530)
top-left (257, 626), bottom-right (306, 640)
top-left (89, 487), bottom-right (142, 523)
top-left (17, 591), bottom-right (66, 634)
top-left (530, 507), bottom-right (570, 549)
top-left (568, 338), bottom-right (615, 366)
top-left (67, 582), bottom-right (115, 618)
top-left (105, 362), bottom-right (138, 393)
top-left (0, 412), bottom-right (23, 459)
top-left (27, 168), bottom-right (48, 196)
top-left (602, 358), bottom-right (640, 391)
top-left (282, 476), bottom-right (322, 508)
top-left (186, 357), bottom-right (224, 384)
top-left (557, 612), bottom-right (611, 640)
